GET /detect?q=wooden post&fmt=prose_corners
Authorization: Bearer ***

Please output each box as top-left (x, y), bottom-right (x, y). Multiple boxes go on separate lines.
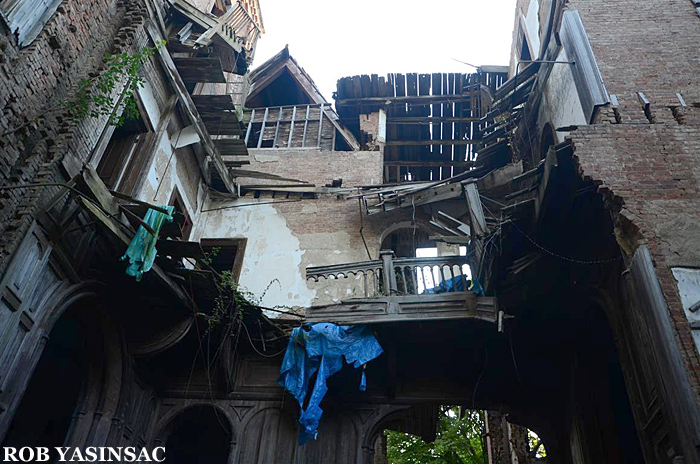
top-left (244, 108), bottom-right (255, 146)
top-left (380, 250), bottom-right (398, 296)
top-left (272, 106), bottom-right (283, 148)
top-left (287, 105), bottom-right (297, 148)
top-left (256, 107), bottom-right (269, 148)
top-left (302, 105), bottom-right (310, 148)
top-left (317, 103), bottom-right (324, 148)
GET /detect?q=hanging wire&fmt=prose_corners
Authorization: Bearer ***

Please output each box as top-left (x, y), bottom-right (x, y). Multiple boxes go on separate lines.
top-left (511, 221), bottom-right (621, 265)
top-left (241, 321), bottom-right (287, 358)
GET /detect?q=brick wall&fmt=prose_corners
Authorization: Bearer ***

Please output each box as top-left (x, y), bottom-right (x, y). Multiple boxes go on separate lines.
top-left (568, 0), bottom-right (700, 115)
top-left (245, 149), bottom-right (384, 187)
top-left (559, 0), bottom-right (700, 398)
top-left (0, 0), bottom-right (148, 275)
top-left (570, 122), bottom-right (700, 398)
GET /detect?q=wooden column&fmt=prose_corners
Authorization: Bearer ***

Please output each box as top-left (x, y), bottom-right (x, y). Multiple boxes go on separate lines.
top-left (380, 250), bottom-right (398, 296)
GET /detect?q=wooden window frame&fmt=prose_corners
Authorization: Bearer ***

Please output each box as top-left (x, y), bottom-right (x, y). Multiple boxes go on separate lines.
top-left (200, 238), bottom-right (247, 283)
top-left (168, 188), bottom-right (193, 240)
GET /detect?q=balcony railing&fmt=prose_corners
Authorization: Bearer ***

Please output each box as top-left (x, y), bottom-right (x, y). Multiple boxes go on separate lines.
top-left (307, 251), bottom-right (471, 298)
top-left (243, 104), bottom-right (336, 150)
top-left (305, 251), bottom-right (500, 325)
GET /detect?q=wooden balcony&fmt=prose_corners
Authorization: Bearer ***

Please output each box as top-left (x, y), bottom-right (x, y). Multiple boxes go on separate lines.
top-left (305, 251), bottom-right (500, 326)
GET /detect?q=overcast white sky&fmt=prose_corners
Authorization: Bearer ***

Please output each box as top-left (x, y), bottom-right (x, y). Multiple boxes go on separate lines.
top-left (252, 0), bottom-right (518, 104)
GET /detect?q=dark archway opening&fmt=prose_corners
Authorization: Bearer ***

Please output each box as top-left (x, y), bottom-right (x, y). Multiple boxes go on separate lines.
top-left (1, 309), bottom-right (87, 459)
top-left (164, 406), bottom-right (231, 464)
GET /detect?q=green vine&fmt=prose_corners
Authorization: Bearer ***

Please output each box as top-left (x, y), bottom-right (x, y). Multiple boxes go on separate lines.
top-left (1, 41), bottom-right (166, 139)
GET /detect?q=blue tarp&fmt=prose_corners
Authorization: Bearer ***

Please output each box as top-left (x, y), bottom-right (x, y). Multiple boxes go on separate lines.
top-left (423, 275), bottom-right (484, 295)
top-left (278, 323), bottom-right (383, 444)
top-left (121, 206), bottom-right (174, 281)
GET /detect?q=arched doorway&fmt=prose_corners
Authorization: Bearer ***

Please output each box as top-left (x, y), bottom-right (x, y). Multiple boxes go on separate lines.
top-left (1, 308), bottom-right (87, 458)
top-left (0, 286), bottom-right (126, 455)
top-left (164, 406), bottom-right (232, 464)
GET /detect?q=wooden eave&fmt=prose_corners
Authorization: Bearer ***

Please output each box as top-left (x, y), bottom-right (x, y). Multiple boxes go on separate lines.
top-left (247, 46), bottom-right (326, 106)
top-left (147, 21), bottom-right (238, 194)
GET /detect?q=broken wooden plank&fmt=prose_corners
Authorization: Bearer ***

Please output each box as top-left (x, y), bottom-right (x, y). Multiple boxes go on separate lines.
top-left (173, 57), bottom-right (226, 84)
top-left (464, 181), bottom-right (487, 237)
top-left (477, 161), bottom-right (524, 192)
top-left (436, 211), bottom-right (471, 236)
top-left (81, 166), bottom-right (120, 217)
top-left (429, 235), bottom-right (472, 245)
top-left (213, 138), bottom-right (247, 156)
top-left (191, 94), bottom-right (236, 112)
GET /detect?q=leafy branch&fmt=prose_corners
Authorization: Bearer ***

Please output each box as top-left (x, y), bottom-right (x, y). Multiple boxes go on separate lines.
top-left (1, 41), bottom-right (166, 139)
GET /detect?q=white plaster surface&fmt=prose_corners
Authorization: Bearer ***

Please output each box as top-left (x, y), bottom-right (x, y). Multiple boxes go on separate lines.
top-left (137, 81), bottom-right (161, 129)
top-left (199, 201), bottom-right (316, 311)
top-left (671, 267), bottom-right (700, 353)
top-left (541, 48), bottom-right (588, 142)
top-left (524, 0), bottom-right (541, 58)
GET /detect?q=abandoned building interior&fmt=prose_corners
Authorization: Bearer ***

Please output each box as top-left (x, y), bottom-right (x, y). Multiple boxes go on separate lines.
top-left (0, 0), bottom-right (699, 462)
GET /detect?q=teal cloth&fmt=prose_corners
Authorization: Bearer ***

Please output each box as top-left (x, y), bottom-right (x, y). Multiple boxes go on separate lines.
top-left (121, 205), bottom-right (174, 281)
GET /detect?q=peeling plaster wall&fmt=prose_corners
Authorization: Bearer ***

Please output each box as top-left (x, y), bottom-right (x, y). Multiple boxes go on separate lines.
top-left (539, 48), bottom-right (588, 143)
top-left (194, 149), bottom-right (385, 312)
top-left (133, 132), bottom-right (204, 232)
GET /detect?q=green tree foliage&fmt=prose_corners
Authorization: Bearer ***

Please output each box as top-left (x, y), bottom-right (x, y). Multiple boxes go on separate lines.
top-left (386, 407), bottom-right (485, 464)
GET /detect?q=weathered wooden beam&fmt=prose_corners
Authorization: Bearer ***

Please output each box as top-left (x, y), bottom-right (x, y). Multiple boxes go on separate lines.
top-left (191, 94), bottom-right (237, 112)
top-left (436, 211), bottom-right (471, 235)
top-left (627, 247), bottom-right (700, 461)
top-left (302, 105), bottom-right (310, 148)
top-left (317, 103), bottom-right (324, 147)
top-left (272, 107), bottom-right (283, 147)
top-left (201, 112), bottom-right (242, 136)
top-left (387, 116), bottom-right (480, 125)
top-left (287, 106), bottom-right (296, 148)
top-left (304, 294), bottom-right (500, 325)
top-left (337, 94), bottom-right (473, 106)
top-left (464, 181), bottom-right (487, 237)
top-left (385, 139), bottom-right (478, 146)
top-left (244, 108), bottom-right (255, 145)
top-left (213, 138), bottom-right (247, 156)
top-left (384, 161), bottom-right (475, 167)
top-left (173, 57), bottom-right (226, 84)
top-left (256, 107), bottom-right (269, 149)
top-left (429, 236), bottom-right (472, 245)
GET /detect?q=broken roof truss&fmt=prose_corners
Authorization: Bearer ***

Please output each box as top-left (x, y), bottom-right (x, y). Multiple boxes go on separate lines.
top-left (335, 64), bottom-right (540, 184)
